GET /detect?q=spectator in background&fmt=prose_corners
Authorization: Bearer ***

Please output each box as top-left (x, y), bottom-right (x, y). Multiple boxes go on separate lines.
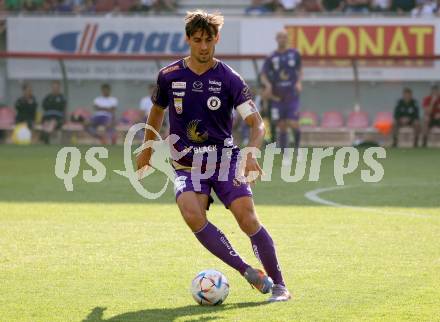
top-left (15, 83), bottom-right (38, 129)
top-left (277, 0), bottom-right (301, 13)
top-left (78, 0), bottom-right (96, 13)
top-left (371, 0), bottom-right (390, 11)
top-left (53, 0), bottom-right (73, 12)
top-left (299, 0), bottom-right (323, 12)
top-left (411, 0), bottom-right (436, 15)
top-left (245, 0), bottom-right (277, 14)
top-left (322, 0), bottom-right (344, 11)
top-left (343, 0), bottom-right (371, 13)
top-left (139, 84), bottom-right (169, 137)
top-left (41, 80), bottom-right (67, 144)
top-left (422, 84), bottom-right (440, 146)
top-left (5, 0), bottom-right (21, 11)
top-left (22, 0), bottom-right (42, 11)
top-left (392, 88), bottom-right (421, 147)
top-left (391, 0), bottom-right (416, 12)
top-left (87, 83), bottom-right (118, 145)
top-left (154, 0), bottom-right (175, 12)
top-left (139, 84), bottom-right (155, 121)
top-left (130, 0), bottom-right (154, 12)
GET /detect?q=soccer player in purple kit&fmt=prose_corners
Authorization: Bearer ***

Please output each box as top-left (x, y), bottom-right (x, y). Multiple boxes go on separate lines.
top-left (136, 10), bottom-right (291, 302)
top-left (260, 30), bottom-right (303, 163)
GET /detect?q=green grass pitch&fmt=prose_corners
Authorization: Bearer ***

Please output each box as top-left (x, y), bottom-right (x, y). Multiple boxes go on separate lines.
top-left (0, 145), bottom-right (439, 321)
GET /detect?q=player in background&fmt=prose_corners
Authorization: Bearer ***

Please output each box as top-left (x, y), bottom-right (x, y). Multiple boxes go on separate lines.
top-left (422, 84), bottom-right (440, 146)
top-left (260, 30), bottom-right (303, 163)
top-left (136, 10), bottom-right (291, 302)
top-left (392, 87), bottom-right (421, 147)
top-left (41, 80), bottom-right (67, 144)
top-left (422, 84), bottom-right (440, 147)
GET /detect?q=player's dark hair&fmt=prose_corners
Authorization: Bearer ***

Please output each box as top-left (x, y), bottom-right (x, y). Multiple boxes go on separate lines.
top-left (403, 87), bottom-right (412, 94)
top-left (184, 10), bottom-right (224, 38)
top-left (101, 83), bottom-right (111, 90)
top-left (22, 83), bottom-right (30, 91)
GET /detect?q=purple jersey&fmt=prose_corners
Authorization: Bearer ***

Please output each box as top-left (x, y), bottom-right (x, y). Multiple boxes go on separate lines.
top-left (262, 48), bottom-right (301, 101)
top-left (152, 59), bottom-right (253, 167)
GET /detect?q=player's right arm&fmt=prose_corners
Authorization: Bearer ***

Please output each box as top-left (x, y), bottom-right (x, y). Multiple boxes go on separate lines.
top-left (136, 104), bottom-right (165, 171)
top-left (136, 70), bottom-right (169, 171)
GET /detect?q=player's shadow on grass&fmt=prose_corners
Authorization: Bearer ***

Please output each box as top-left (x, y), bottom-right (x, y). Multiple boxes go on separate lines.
top-left (82, 301), bottom-right (270, 322)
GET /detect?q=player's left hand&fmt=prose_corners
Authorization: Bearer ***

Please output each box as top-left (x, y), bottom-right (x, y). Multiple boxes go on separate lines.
top-left (243, 156), bottom-right (263, 184)
top-left (295, 82), bottom-right (303, 93)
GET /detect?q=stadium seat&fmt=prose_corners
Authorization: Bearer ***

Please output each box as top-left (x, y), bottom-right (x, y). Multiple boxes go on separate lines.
top-left (62, 108), bottom-right (91, 136)
top-left (95, 0), bottom-right (116, 12)
top-left (117, 0), bottom-right (136, 11)
top-left (374, 111), bottom-right (393, 124)
top-left (321, 111), bottom-right (344, 128)
top-left (299, 111), bottom-right (318, 127)
top-left (347, 111), bottom-right (369, 129)
top-left (120, 109), bottom-right (143, 125)
top-left (0, 107), bottom-right (16, 130)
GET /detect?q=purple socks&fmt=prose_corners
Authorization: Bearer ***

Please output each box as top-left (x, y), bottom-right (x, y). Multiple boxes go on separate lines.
top-left (250, 226), bottom-right (285, 286)
top-left (194, 221), bottom-right (250, 275)
top-left (194, 222), bottom-right (285, 286)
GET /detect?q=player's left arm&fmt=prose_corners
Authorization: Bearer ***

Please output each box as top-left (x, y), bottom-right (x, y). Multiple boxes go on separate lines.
top-left (295, 50), bottom-right (303, 93)
top-left (238, 101), bottom-right (265, 181)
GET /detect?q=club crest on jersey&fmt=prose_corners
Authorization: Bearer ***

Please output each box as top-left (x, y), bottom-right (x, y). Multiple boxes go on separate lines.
top-left (172, 82), bottom-right (186, 89)
top-left (192, 81), bottom-right (203, 92)
top-left (207, 96), bottom-right (221, 111)
top-left (174, 97), bottom-right (183, 114)
top-left (186, 119), bottom-right (208, 143)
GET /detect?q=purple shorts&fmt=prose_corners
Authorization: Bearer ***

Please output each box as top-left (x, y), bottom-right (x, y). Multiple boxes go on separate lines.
top-left (271, 97), bottom-right (300, 121)
top-left (174, 155), bottom-right (253, 209)
top-left (91, 113), bottom-right (112, 126)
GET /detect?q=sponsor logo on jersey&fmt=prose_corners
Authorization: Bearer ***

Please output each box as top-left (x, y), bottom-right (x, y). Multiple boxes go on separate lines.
top-left (192, 81), bottom-right (203, 92)
top-left (172, 81), bottom-right (186, 89)
top-left (242, 86), bottom-right (252, 100)
top-left (209, 80), bottom-right (222, 87)
top-left (193, 145), bottom-right (217, 154)
top-left (174, 97), bottom-right (183, 114)
top-left (173, 91), bottom-right (185, 97)
top-left (207, 96), bottom-right (221, 111)
top-left (208, 86), bottom-right (221, 93)
top-left (162, 65), bottom-right (180, 74)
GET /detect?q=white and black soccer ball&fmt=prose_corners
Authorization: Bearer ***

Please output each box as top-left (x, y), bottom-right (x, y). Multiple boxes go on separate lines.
top-left (191, 269), bottom-right (229, 306)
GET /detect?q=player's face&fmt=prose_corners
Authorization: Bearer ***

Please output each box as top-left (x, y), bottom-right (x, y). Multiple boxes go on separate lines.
top-left (102, 87), bottom-right (111, 97)
top-left (187, 30), bottom-right (218, 64)
top-left (403, 91), bottom-right (412, 101)
top-left (276, 32), bottom-right (288, 50)
top-left (52, 82), bottom-right (60, 94)
top-left (24, 86), bottom-right (32, 97)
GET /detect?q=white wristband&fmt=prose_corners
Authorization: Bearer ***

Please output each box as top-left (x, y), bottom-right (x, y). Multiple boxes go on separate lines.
top-left (236, 99), bottom-right (257, 120)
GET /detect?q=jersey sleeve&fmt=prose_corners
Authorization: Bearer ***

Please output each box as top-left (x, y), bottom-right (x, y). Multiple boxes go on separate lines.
top-left (151, 71), bottom-right (169, 109)
top-left (261, 56), bottom-right (272, 76)
top-left (295, 49), bottom-right (302, 70)
top-left (230, 72), bottom-right (253, 109)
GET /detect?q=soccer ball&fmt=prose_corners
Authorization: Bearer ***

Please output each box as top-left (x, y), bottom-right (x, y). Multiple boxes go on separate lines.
top-left (12, 123), bottom-right (32, 145)
top-left (190, 269), bottom-right (229, 306)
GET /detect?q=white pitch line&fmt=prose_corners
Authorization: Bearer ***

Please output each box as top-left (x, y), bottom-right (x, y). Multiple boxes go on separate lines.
top-left (304, 185), bottom-right (433, 219)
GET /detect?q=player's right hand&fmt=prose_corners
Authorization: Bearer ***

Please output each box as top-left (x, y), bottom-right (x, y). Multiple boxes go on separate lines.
top-left (136, 149), bottom-right (152, 171)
